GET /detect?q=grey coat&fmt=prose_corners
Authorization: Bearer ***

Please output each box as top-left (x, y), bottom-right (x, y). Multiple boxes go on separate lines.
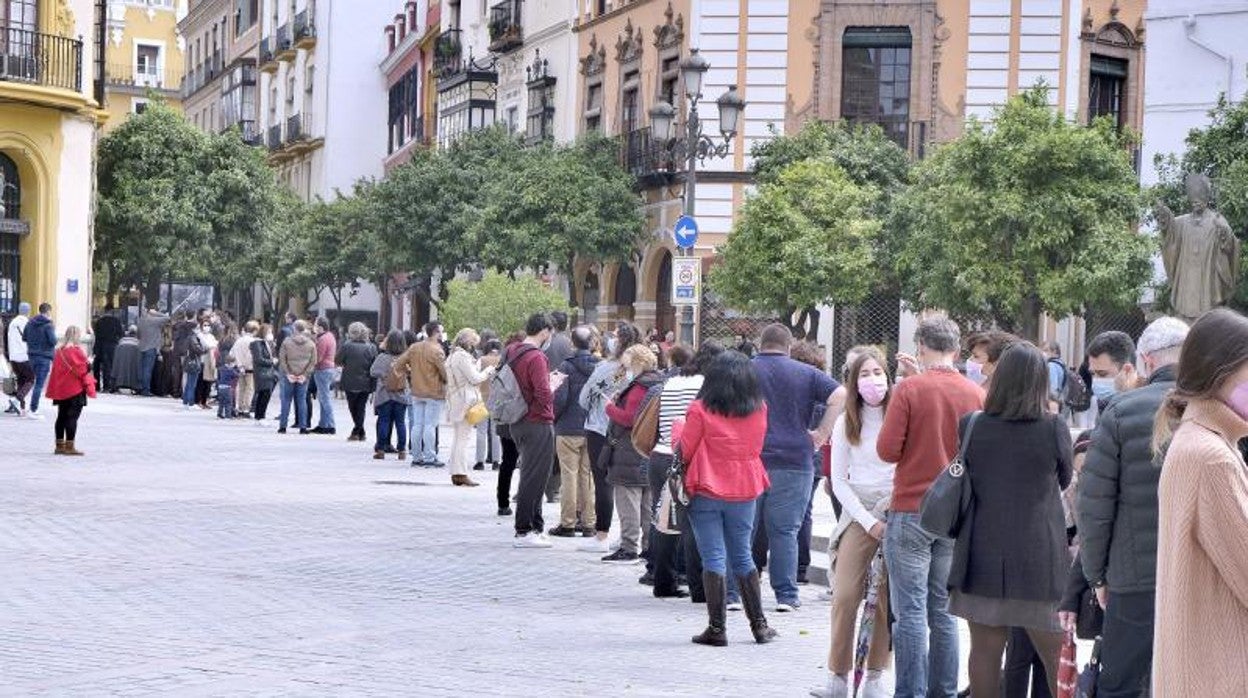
top-left (1078, 365), bottom-right (1176, 594)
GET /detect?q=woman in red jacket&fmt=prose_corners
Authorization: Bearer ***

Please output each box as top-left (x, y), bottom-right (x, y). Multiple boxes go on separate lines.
top-left (46, 325), bottom-right (97, 456)
top-left (676, 350), bottom-right (774, 647)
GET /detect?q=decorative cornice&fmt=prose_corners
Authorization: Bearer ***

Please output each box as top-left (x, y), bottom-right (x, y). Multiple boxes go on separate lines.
top-left (580, 34), bottom-right (607, 76)
top-left (615, 18), bottom-right (643, 62)
top-left (652, 1), bottom-right (683, 50)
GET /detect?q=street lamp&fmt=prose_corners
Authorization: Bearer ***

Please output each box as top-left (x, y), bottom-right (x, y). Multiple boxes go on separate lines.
top-left (646, 48), bottom-right (745, 345)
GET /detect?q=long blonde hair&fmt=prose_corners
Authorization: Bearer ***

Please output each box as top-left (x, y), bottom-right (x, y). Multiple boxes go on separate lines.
top-left (59, 325), bottom-right (82, 349)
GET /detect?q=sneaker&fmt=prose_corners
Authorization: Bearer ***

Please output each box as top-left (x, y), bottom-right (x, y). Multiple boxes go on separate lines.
top-left (184, 404), bottom-right (196, 411)
top-left (513, 532), bottom-right (553, 549)
top-left (860, 671), bottom-right (889, 698)
top-left (809, 672), bottom-right (849, 698)
top-left (727, 600), bottom-right (743, 612)
top-left (775, 601), bottom-right (800, 613)
top-left (497, 507), bottom-right (513, 516)
top-left (25, 410), bottom-right (45, 420)
top-left (578, 537), bottom-right (610, 553)
top-left (638, 570), bottom-right (655, 586)
top-left (277, 427), bottom-right (287, 434)
top-left (547, 526), bottom-right (578, 538)
top-left (472, 462), bottom-right (485, 471)
top-left (601, 549), bottom-right (641, 565)
top-left (428, 461), bottom-right (447, 469)
top-left (491, 462), bottom-right (500, 471)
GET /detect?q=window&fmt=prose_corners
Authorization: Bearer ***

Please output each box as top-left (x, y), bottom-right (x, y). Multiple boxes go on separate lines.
top-left (234, 0), bottom-right (258, 35)
top-left (505, 105), bottom-right (519, 133)
top-left (286, 74), bottom-right (296, 113)
top-left (0, 152), bottom-right (22, 316)
top-left (387, 65), bottom-right (420, 154)
top-left (526, 69), bottom-right (556, 143)
top-left (841, 27), bottom-right (912, 149)
top-left (659, 55), bottom-right (679, 106)
top-left (133, 99), bottom-right (149, 114)
top-left (0, 152), bottom-right (20, 220)
top-left (136, 44), bottom-right (161, 85)
top-left (584, 81), bottom-right (602, 131)
top-left (222, 63), bottom-right (257, 137)
top-left (0, 0), bottom-right (38, 31)
top-left (1088, 55), bottom-right (1126, 127)
top-left (620, 69), bottom-right (640, 134)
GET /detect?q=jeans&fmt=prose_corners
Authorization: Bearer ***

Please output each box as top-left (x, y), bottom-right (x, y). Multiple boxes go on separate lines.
top-left (375, 401), bottom-right (407, 452)
top-left (884, 511), bottom-right (959, 698)
top-left (139, 348), bottom-right (157, 395)
top-left (409, 398), bottom-right (444, 463)
top-left (217, 386), bottom-right (235, 418)
top-left (313, 368), bottom-right (335, 429)
top-left (1097, 590), bottom-right (1155, 698)
top-left (687, 495), bottom-right (758, 577)
top-left (182, 370), bottom-right (199, 406)
top-left (755, 467), bottom-right (814, 605)
top-left (30, 356), bottom-right (50, 413)
top-left (476, 418), bottom-right (502, 464)
top-left (511, 420), bottom-right (554, 535)
top-left (279, 376), bottom-right (309, 430)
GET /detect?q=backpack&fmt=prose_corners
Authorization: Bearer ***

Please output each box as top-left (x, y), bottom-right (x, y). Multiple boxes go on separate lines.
top-left (1051, 359), bottom-right (1091, 413)
top-left (486, 344), bottom-right (538, 425)
top-left (384, 358), bottom-right (408, 392)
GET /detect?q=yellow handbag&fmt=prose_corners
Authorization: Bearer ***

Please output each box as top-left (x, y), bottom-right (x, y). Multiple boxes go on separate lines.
top-left (465, 402), bottom-right (489, 426)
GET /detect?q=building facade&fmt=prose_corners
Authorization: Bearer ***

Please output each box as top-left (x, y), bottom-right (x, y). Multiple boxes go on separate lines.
top-left (179, 0), bottom-right (261, 142)
top-left (102, 0), bottom-right (186, 129)
top-left (0, 0), bottom-right (106, 332)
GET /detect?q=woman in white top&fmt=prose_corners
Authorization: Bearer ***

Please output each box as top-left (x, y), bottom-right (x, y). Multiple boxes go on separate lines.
top-left (445, 328), bottom-right (495, 488)
top-left (814, 347), bottom-right (896, 698)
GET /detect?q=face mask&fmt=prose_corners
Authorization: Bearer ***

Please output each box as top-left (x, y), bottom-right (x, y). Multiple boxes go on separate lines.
top-left (965, 360), bottom-right (987, 386)
top-left (265, 334), bottom-right (274, 342)
top-left (201, 325), bottom-right (211, 333)
top-left (1091, 376), bottom-right (1117, 402)
top-left (606, 338), bottom-right (618, 355)
top-left (858, 377), bottom-right (888, 406)
top-left (1226, 381), bottom-right (1248, 421)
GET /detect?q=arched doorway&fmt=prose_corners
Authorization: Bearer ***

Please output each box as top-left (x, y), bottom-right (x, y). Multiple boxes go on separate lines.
top-left (581, 269), bottom-right (600, 325)
top-left (614, 264), bottom-right (636, 322)
top-left (0, 152), bottom-right (25, 316)
top-left (655, 250), bottom-right (673, 336)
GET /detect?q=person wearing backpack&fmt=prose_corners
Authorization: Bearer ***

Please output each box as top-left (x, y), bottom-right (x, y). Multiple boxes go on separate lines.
top-left (549, 326), bottom-right (600, 537)
top-left (181, 326), bottom-right (208, 409)
top-left (500, 313), bottom-right (557, 549)
top-left (370, 330), bottom-right (412, 460)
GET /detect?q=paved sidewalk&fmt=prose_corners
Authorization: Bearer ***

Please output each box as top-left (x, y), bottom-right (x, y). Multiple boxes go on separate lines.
top-left (2, 394), bottom-right (844, 696)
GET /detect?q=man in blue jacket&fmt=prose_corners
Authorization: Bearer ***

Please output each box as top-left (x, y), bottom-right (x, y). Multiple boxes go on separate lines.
top-left (23, 302), bottom-right (57, 417)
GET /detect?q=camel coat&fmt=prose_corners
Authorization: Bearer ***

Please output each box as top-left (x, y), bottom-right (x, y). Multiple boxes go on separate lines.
top-left (1154, 398), bottom-right (1248, 698)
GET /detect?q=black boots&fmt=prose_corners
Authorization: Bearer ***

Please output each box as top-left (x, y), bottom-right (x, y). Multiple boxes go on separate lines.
top-left (737, 570), bottom-right (778, 644)
top-left (692, 571), bottom-right (728, 646)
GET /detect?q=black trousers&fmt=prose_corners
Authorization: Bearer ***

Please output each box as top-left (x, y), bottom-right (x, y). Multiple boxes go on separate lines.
top-left (586, 430), bottom-right (613, 534)
top-left (345, 391), bottom-right (370, 435)
top-left (680, 502), bottom-right (705, 602)
top-left (496, 433), bottom-right (519, 510)
top-left (1003, 627), bottom-right (1052, 698)
top-left (195, 370), bottom-right (211, 405)
top-left (646, 452), bottom-right (679, 590)
top-left (93, 343), bottom-right (116, 392)
top-left (511, 421), bottom-right (554, 535)
top-left (54, 402), bottom-right (84, 441)
top-left (253, 388), bottom-right (273, 420)
top-left (1098, 590), bottom-right (1155, 698)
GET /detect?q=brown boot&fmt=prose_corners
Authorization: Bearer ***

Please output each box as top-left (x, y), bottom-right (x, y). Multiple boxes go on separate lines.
top-left (692, 572), bottom-right (728, 646)
top-left (54, 439), bottom-right (67, 455)
top-left (737, 569), bottom-right (777, 644)
top-left (451, 474), bottom-right (480, 487)
top-left (373, 450), bottom-right (385, 460)
top-left (63, 441), bottom-right (85, 457)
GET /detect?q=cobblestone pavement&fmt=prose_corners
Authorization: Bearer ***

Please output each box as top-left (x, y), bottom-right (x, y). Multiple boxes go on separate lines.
top-left (2, 393), bottom-right (1029, 696)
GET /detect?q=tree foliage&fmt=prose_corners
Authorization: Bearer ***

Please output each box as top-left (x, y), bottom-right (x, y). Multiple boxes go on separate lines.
top-left (1152, 92), bottom-right (1248, 307)
top-left (439, 271), bottom-right (569, 336)
top-left (711, 159), bottom-right (882, 318)
top-left (750, 120), bottom-right (911, 197)
top-left (891, 87), bottom-right (1150, 338)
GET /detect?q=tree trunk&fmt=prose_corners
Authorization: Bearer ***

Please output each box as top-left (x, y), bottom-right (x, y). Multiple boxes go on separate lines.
top-left (807, 306), bottom-right (821, 342)
top-left (1019, 295), bottom-right (1042, 342)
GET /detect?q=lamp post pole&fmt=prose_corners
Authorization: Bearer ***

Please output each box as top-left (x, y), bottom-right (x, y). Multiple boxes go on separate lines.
top-left (678, 94), bottom-right (701, 346)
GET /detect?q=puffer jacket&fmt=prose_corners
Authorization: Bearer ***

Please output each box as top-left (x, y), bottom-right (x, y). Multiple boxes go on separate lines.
top-left (335, 339), bottom-right (378, 394)
top-left (553, 350), bottom-right (599, 436)
top-left (1078, 364), bottom-right (1176, 593)
top-left (23, 314), bottom-right (56, 360)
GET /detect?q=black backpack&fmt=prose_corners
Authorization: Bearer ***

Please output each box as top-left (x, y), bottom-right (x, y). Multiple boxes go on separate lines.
top-left (1050, 359), bottom-right (1090, 413)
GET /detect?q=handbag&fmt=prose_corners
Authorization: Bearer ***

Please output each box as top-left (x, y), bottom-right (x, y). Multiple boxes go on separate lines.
top-left (667, 445), bottom-right (689, 506)
top-left (1076, 586), bottom-right (1105, 640)
top-left (919, 411), bottom-right (983, 538)
top-left (465, 402), bottom-right (489, 426)
top-left (1076, 638), bottom-right (1101, 698)
top-left (630, 393), bottom-right (661, 456)
top-left (1057, 632), bottom-right (1079, 698)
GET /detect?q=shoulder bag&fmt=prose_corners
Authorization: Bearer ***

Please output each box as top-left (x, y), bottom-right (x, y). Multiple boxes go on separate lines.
top-left (918, 411), bottom-right (983, 539)
top-left (630, 393), bottom-right (661, 457)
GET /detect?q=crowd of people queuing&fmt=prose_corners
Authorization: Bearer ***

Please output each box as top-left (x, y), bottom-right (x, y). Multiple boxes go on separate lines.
top-left (5, 297), bottom-right (1248, 697)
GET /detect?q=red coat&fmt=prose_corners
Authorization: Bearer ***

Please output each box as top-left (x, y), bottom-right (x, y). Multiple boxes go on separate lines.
top-left (676, 400), bottom-right (770, 502)
top-left (46, 345), bottom-right (97, 401)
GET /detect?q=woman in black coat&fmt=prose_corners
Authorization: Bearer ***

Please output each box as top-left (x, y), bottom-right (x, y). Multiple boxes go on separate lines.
top-left (335, 322), bottom-right (379, 442)
top-left (951, 342), bottom-right (1073, 698)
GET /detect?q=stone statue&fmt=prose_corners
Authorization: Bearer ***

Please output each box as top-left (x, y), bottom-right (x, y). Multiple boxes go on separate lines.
top-left (1156, 173), bottom-right (1241, 324)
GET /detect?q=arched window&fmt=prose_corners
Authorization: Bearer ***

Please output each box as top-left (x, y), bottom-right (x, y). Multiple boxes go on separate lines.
top-left (0, 153), bottom-right (19, 220)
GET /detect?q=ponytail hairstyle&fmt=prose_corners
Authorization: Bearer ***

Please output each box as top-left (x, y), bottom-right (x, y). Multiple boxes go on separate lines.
top-left (844, 347), bottom-right (891, 446)
top-left (1152, 308), bottom-right (1248, 456)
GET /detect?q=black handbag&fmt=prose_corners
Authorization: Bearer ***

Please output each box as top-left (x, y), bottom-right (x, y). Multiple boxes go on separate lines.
top-left (1076, 587), bottom-right (1105, 640)
top-left (919, 411), bottom-right (983, 538)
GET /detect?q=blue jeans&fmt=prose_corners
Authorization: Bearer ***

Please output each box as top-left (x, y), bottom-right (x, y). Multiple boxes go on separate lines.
top-left (182, 370), bottom-right (199, 406)
top-left (409, 397), bottom-right (444, 463)
top-left (139, 348), bottom-right (157, 395)
top-left (30, 356), bottom-right (51, 413)
top-left (687, 495), bottom-right (758, 577)
top-left (884, 511), bottom-right (959, 698)
top-left (755, 467), bottom-right (814, 605)
top-left (375, 401), bottom-right (407, 452)
top-left (279, 375), bottom-right (309, 430)
top-left (313, 368), bottom-right (335, 429)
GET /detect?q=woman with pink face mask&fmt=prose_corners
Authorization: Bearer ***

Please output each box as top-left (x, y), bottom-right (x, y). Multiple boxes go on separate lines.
top-left (813, 347), bottom-right (896, 698)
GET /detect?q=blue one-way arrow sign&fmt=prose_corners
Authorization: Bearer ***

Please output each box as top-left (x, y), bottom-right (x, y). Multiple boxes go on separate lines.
top-left (674, 215), bottom-right (699, 249)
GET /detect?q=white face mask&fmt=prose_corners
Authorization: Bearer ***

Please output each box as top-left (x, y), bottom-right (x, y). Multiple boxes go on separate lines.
top-left (265, 334), bottom-right (274, 342)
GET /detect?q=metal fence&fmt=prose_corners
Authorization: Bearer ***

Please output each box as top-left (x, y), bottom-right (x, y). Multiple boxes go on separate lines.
top-left (698, 288), bottom-right (780, 348)
top-left (1084, 304), bottom-right (1149, 344)
top-left (829, 293), bottom-right (902, 375)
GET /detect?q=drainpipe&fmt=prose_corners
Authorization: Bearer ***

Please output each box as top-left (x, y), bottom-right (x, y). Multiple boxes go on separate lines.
top-left (1183, 14), bottom-right (1235, 98)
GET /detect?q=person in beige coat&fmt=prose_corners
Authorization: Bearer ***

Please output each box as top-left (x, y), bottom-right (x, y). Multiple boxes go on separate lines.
top-left (1152, 308), bottom-right (1248, 698)
top-left (445, 328), bottom-right (495, 487)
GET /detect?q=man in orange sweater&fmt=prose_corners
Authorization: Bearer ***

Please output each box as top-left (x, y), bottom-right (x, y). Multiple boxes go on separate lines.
top-left (877, 316), bottom-right (985, 698)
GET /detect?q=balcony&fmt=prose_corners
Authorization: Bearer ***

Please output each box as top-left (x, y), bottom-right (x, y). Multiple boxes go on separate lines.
top-left (433, 29), bottom-right (462, 77)
top-left (488, 1), bottom-right (523, 54)
top-left (621, 127), bottom-right (676, 188)
top-left (284, 113), bottom-right (306, 144)
top-left (294, 9), bottom-right (316, 48)
top-left (224, 119), bottom-right (261, 146)
top-left (106, 62), bottom-right (183, 94)
top-left (0, 27), bottom-right (83, 94)
top-left (266, 123), bottom-right (282, 150)
top-left (259, 36), bottom-right (276, 72)
top-left (276, 23), bottom-right (294, 60)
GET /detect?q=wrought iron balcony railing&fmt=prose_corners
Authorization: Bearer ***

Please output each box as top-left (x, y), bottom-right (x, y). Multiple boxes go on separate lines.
top-left (0, 26), bottom-right (83, 93)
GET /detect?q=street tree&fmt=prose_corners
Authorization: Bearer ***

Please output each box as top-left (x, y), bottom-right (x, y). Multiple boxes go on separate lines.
top-left (298, 185), bottom-right (381, 322)
top-left (439, 271), bottom-right (569, 336)
top-left (710, 158), bottom-right (882, 337)
top-left (750, 120), bottom-right (910, 196)
top-left (891, 86), bottom-right (1150, 339)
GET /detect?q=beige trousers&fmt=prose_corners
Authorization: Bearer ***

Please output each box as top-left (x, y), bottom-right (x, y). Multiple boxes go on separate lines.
top-left (449, 420), bottom-right (474, 477)
top-left (556, 435), bottom-right (595, 529)
top-left (828, 521), bottom-right (892, 674)
top-left (236, 373), bottom-right (255, 414)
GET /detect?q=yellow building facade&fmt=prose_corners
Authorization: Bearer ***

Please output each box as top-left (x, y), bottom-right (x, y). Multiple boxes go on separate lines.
top-left (101, 0), bottom-right (186, 130)
top-left (0, 0), bottom-right (104, 333)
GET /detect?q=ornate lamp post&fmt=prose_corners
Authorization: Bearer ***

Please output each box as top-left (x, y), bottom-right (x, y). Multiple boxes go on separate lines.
top-left (648, 48), bottom-right (745, 345)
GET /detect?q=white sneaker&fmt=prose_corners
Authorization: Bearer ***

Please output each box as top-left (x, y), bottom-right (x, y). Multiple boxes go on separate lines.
top-left (809, 672), bottom-right (849, 698)
top-left (184, 404), bottom-right (196, 411)
top-left (513, 532), bottom-right (553, 549)
top-left (25, 410), bottom-right (44, 420)
top-left (578, 537), bottom-right (610, 553)
top-left (859, 671), bottom-right (889, 698)
top-left (775, 602), bottom-right (799, 613)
